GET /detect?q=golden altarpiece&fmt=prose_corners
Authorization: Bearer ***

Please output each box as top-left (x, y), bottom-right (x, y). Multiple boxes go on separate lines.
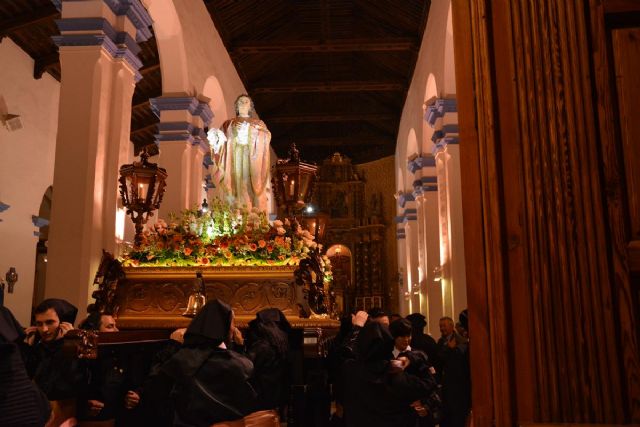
top-left (313, 153), bottom-right (387, 313)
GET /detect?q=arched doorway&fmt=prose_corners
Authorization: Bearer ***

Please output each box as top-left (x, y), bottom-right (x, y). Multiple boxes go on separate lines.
top-left (32, 186), bottom-right (52, 309)
top-left (326, 244), bottom-right (352, 314)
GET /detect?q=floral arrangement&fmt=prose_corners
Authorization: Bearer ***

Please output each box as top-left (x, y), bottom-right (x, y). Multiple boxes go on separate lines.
top-left (120, 198), bottom-right (330, 274)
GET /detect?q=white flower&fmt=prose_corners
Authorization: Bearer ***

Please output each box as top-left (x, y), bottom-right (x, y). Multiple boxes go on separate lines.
top-left (273, 219), bottom-right (284, 228)
top-left (284, 218), bottom-right (291, 226)
top-left (277, 227), bottom-right (286, 235)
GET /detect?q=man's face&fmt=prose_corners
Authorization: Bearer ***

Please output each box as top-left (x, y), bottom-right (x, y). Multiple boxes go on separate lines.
top-left (35, 308), bottom-right (61, 342)
top-left (99, 315), bottom-right (118, 333)
top-left (439, 319), bottom-right (454, 337)
top-left (237, 96), bottom-right (251, 117)
top-left (394, 335), bottom-right (411, 352)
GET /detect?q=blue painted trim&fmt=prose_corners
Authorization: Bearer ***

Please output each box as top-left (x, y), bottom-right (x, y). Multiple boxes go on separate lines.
top-left (102, 0), bottom-right (153, 42)
top-left (398, 192), bottom-right (415, 208)
top-left (424, 98), bottom-right (458, 127)
top-left (432, 136), bottom-right (460, 155)
top-left (195, 102), bottom-right (214, 126)
top-left (407, 155), bottom-right (436, 174)
top-left (52, 29), bottom-right (143, 80)
top-left (155, 133), bottom-right (195, 144)
top-left (0, 201), bottom-right (10, 213)
top-left (32, 215), bottom-right (50, 228)
top-left (150, 97), bottom-right (200, 117)
top-left (157, 121), bottom-right (194, 133)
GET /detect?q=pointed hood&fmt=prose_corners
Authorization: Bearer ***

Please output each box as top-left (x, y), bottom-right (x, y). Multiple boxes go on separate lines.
top-left (184, 299), bottom-right (232, 347)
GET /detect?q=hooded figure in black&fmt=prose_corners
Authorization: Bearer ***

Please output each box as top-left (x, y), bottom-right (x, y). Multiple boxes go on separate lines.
top-left (406, 313), bottom-right (439, 371)
top-left (246, 307), bottom-right (290, 412)
top-left (0, 306), bottom-right (51, 427)
top-left (24, 298), bottom-right (87, 402)
top-left (342, 321), bottom-right (435, 427)
top-left (144, 299), bottom-right (257, 427)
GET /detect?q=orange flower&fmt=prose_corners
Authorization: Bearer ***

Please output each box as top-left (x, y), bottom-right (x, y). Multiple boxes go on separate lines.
top-left (200, 257), bottom-right (210, 265)
top-left (275, 236), bottom-right (285, 246)
top-left (223, 250), bottom-right (232, 259)
top-left (146, 254), bottom-right (155, 260)
top-left (249, 243), bottom-right (257, 251)
top-left (156, 241), bottom-right (165, 250)
top-left (266, 244), bottom-right (274, 252)
top-left (278, 255), bottom-right (285, 260)
top-left (220, 241), bottom-right (229, 249)
top-left (184, 247), bottom-right (193, 256)
top-left (173, 234), bottom-right (183, 243)
top-left (258, 239), bottom-right (267, 248)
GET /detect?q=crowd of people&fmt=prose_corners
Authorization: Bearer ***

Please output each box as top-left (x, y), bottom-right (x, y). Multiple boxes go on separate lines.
top-left (0, 298), bottom-right (470, 427)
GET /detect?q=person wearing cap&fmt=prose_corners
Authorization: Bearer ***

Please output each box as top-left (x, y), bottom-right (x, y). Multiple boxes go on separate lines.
top-left (406, 313), bottom-right (439, 373)
top-left (24, 298), bottom-right (87, 426)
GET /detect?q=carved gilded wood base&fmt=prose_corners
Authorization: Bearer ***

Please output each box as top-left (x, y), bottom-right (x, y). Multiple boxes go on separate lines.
top-left (115, 266), bottom-right (338, 329)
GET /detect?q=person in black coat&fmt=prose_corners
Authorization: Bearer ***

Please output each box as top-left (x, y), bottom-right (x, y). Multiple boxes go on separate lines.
top-left (23, 299), bottom-right (87, 425)
top-left (144, 299), bottom-right (257, 427)
top-left (406, 313), bottom-right (439, 373)
top-left (245, 307), bottom-right (290, 415)
top-left (0, 306), bottom-right (51, 427)
top-left (342, 321), bottom-right (436, 427)
top-left (437, 316), bottom-right (471, 427)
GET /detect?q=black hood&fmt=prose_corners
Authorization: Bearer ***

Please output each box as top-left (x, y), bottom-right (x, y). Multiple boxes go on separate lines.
top-left (184, 299), bottom-right (232, 347)
top-left (0, 306), bottom-right (24, 343)
top-left (357, 321), bottom-right (394, 362)
top-left (406, 313), bottom-right (427, 330)
top-left (253, 308), bottom-right (291, 333)
top-left (39, 298), bottom-right (78, 325)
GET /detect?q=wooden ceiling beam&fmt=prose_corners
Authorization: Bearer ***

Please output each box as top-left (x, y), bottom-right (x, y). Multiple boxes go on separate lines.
top-left (231, 38), bottom-right (418, 54)
top-left (279, 137), bottom-right (393, 147)
top-left (0, 6), bottom-right (59, 39)
top-left (33, 52), bottom-right (59, 80)
top-left (130, 122), bottom-right (158, 135)
top-left (140, 62), bottom-right (160, 75)
top-left (266, 113), bottom-right (397, 124)
top-left (252, 81), bottom-right (406, 94)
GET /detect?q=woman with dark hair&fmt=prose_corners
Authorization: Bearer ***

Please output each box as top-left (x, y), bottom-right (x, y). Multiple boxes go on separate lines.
top-left (144, 300), bottom-right (257, 427)
top-left (342, 322), bottom-right (436, 427)
top-left (245, 308), bottom-right (290, 424)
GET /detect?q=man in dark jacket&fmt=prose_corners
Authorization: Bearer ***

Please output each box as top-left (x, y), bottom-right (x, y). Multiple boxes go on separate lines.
top-left (343, 322), bottom-right (436, 427)
top-left (437, 316), bottom-right (470, 427)
top-left (23, 298), bottom-right (87, 426)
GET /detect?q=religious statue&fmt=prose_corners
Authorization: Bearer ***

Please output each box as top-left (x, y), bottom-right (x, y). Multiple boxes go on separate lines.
top-left (219, 94), bottom-right (271, 211)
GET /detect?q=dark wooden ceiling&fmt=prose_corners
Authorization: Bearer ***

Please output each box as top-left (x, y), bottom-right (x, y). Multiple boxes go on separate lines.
top-left (0, 0), bottom-right (430, 163)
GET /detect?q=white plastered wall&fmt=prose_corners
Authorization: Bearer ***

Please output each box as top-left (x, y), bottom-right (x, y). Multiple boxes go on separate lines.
top-left (0, 39), bottom-right (60, 325)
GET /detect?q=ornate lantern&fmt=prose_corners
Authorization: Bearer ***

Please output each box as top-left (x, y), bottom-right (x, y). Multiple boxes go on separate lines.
top-left (271, 143), bottom-right (318, 217)
top-left (300, 208), bottom-right (329, 242)
top-left (118, 147), bottom-right (167, 246)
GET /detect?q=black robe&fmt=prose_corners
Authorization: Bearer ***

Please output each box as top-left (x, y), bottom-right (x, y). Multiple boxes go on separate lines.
top-left (246, 308), bottom-right (290, 411)
top-left (343, 322), bottom-right (435, 427)
top-left (437, 334), bottom-right (471, 427)
top-left (0, 307), bottom-right (50, 427)
top-left (144, 300), bottom-right (257, 427)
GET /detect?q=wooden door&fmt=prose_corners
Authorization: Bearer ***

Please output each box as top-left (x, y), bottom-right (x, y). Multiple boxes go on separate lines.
top-left (451, 0), bottom-right (640, 425)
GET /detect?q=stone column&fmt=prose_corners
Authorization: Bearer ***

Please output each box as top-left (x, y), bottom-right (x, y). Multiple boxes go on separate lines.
top-left (150, 97), bottom-right (213, 220)
top-left (409, 155), bottom-right (441, 334)
top-left (45, 0), bottom-right (151, 314)
top-left (427, 98), bottom-right (466, 318)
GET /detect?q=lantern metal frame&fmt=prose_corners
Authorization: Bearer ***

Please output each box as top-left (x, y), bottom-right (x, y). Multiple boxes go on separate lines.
top-left (118, 147), bottom-right (167, 246)
top-left (271, 143), bottom-right (318, 218)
